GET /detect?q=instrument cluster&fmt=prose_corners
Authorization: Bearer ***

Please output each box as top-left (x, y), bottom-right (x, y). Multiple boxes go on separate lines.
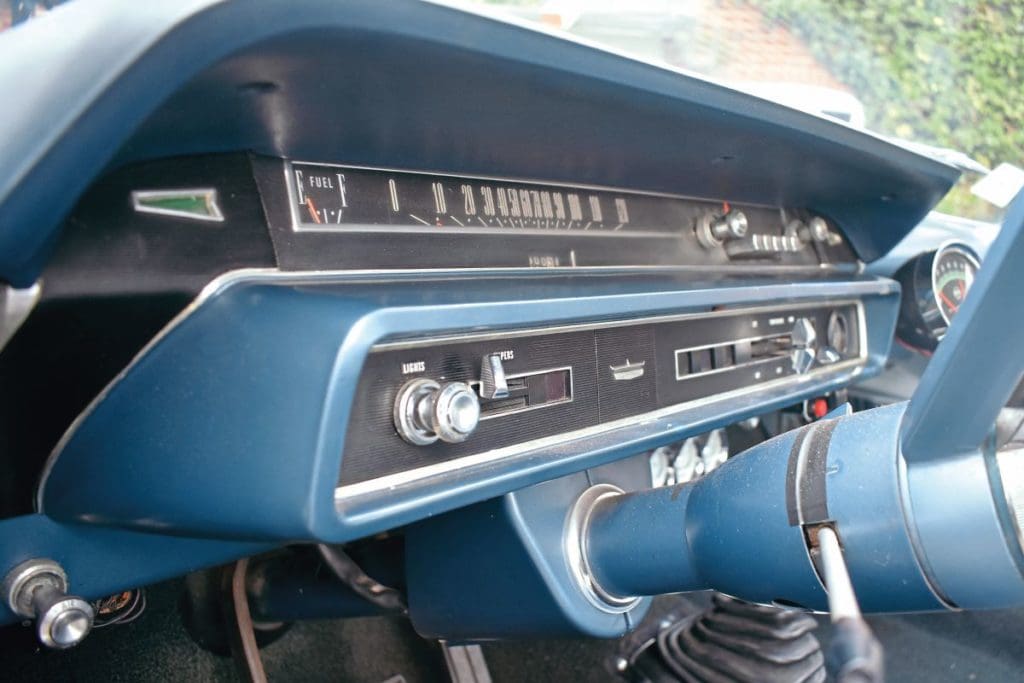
top-left (257, 159), bottom-right (859, 271)
top-left (895, 242), bottom-right (981, 351)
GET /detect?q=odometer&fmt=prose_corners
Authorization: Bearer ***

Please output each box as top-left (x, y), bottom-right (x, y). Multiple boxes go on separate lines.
top-left (932, 244), bottom-right (980, 324)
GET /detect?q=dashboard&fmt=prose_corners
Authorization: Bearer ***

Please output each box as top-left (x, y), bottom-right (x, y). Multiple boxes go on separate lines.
top-left (0, 0), bottom-right (972, 641)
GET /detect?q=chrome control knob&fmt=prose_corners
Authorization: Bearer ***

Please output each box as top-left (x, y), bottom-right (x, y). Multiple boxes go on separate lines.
top-left (432, 381), bottom-right (481, 443)
top-left (394, 378), bottom-right (481, 445)
top-left (3, 558), bottom-right (94, 649)
top-left (791, 317), bottom-right (818, 375)
top-left (695, 210), bottom-right (748, 248)
top-left (807, 216), bottom-right (831, 242)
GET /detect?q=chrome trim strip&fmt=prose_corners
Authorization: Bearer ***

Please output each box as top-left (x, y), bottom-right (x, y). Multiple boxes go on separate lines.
top-left (335, 302), bottom-right (866, 505)
top-left (335, 354), bottom-right (867, 509)
top-left (371, 300), bottom-right (861, 351)
top-left (675, 352), bottom-right (787, 382)
top-left (0, 282), bottom-right (41, 354)
top-left (672, 331), bottom-right (791, 382)
top-left (131, 188), bottom-right (225, 223)
top-left (471, 365), bottom-right (574, 421)
top-left (563, 484), bottom-right (641, 614)
top-left (36, 266), bottom-right (886, 513)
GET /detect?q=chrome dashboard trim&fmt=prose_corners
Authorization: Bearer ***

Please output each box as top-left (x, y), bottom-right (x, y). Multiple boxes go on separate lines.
top-left (335, 301), bottom-right (868, 509)
top-left (563, 484), bottom-right (642, 614)
top-left (0, 281), bottom-right (41, 354)
top-left (371, 300), bottom-right (861, 351)
top-left (672, 331), bottom-right (790, 382)
top-left (471, 365), bottom-right (574, 421)
top-left (37, 265), bottom-right (885, 517)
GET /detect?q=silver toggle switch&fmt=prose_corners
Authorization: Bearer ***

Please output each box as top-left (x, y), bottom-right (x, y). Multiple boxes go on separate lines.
top-left (3, 558), bottom-right (94, 649)
top-left (480, 353), bottom-right (510, 399)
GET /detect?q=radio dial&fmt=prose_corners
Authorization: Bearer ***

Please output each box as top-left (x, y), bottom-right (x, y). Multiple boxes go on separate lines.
top-left (394, 378), bottom-right (480, 446)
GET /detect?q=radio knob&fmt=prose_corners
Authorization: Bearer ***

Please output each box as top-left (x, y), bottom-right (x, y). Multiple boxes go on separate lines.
top-left (807, 216), bottom-right (831, 242)
top-left (695, 210), bottom-right (748, 248)
top-left (790, 317), bottom-right (818, 375)
top-left (394, 378), bottom-right (480, 446)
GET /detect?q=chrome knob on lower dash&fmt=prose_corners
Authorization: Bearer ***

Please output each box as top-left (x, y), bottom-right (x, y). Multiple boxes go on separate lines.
top-left (3, 558), bottom-right (95, 649)
top-left (394, 378), bottom-right (481, 446)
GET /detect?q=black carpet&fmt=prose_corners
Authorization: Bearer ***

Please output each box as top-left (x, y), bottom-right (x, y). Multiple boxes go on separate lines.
top-left (2, 578), bottom-right (1023, 682)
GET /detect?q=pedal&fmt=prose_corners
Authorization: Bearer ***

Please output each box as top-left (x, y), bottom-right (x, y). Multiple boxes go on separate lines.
top-left (441, 642), bottom-right (492, 683)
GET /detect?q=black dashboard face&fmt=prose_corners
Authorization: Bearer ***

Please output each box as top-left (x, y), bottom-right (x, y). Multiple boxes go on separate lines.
top-left (290, 161), bottom-right (712, 235)
top-left (339, 302), bottom-right (862, 490)
top-left (258, 158), bottom-right (859, 272)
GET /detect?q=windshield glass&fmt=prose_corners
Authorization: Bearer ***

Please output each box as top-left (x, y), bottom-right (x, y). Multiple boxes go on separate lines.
top-left (4, 1), bottom-right (1020, 220)
top-left (460, 0), bottom-right (1022, 221)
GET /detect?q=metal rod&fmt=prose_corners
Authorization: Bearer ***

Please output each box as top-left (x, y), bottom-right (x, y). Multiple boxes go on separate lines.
top-left (818, 526), bottom-right (861, 621)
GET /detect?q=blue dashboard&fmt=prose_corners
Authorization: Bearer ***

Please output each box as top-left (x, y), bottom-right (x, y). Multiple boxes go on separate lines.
top-left (0, 0), bottom-right (981, 642)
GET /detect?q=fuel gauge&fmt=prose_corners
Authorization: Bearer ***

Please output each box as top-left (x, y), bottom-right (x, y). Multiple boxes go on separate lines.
top-left (292, 164), bottom-right (349, 225)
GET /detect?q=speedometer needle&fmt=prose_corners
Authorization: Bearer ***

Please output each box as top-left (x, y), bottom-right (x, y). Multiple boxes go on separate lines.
top-left (939, 290), bottom-right (959, 313)
top-left (305, 197), bottom-right (322, 224)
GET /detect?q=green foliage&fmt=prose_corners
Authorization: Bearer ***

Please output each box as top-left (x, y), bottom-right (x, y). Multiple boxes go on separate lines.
top-left (748, 0), bottom-right (1023, 218)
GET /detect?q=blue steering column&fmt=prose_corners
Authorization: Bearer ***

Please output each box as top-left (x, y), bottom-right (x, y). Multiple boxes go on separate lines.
top-left (583, 189), bottom-right (1024, 613)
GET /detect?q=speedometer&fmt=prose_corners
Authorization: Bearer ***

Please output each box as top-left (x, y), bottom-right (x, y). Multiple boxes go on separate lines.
top-left (895, 242), bottom-right (982, 351)
top-left (932, 244), bottom-right (979, 324)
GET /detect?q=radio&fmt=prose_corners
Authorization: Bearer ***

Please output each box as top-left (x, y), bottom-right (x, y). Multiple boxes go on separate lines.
top-left (338, 302), bottom-right (861, 489)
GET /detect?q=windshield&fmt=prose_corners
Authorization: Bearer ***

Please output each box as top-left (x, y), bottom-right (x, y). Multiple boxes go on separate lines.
top-left (460, 0), bottom-right (1022, 221)
top-left (4, 1), bottom-right (1020, 220)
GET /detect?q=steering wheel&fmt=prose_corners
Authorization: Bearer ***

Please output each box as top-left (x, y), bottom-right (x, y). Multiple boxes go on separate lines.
top-left (577, 189), bottom-right (1024, 681)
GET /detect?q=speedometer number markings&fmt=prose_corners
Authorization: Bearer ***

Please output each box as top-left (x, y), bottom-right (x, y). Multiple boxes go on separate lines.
top-left (932, 245), bottom-right (980, 324)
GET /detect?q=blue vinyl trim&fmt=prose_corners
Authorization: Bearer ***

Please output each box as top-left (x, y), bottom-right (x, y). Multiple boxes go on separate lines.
top-left (903, 449), bottom-right (1024, 609)
top-left (406, 463), bottom-right (653, 639)
top-left (0, 514), bottom-right (270, 625)
top-left (825, 403), bottom-right (945, 611)
top-left (39, 269), bottom-right (900, 544)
